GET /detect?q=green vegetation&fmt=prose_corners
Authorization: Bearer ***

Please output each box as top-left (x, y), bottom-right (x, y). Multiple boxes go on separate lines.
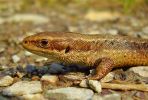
top-left (0, 0), bottom-right (147, 13)
top-left (120, 0), bottom-right (136, 13)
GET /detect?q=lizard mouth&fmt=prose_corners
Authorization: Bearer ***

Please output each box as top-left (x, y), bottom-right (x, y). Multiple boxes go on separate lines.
top-left (22, 40), bottom-right (57, 58)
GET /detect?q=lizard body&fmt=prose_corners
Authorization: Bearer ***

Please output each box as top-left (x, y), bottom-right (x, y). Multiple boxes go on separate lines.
top-left (22, 32), bottom-right (148, 80)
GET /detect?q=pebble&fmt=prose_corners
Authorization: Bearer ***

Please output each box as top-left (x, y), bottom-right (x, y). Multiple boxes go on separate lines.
top-left (45, 87), bottom-right (94, 100)
top-left (2, 68), bottom-right (17, 77)
top-left (68, 26), bottom-right (78, 32)
top-left (134, 91), bottom-right (145, 99)
top-left (35, 57), bottom-right (48, 62)
top-left (88, 80), bottom-right (102, 93)
top-left (0, 17), bottom-right (5, 24)
top-left (103, 93), bottom-right (121, 100)
top-left (129, 66), bottom-right (148, 77)
top-left (41, 75), bottom-right (59, 84)
top-left (131, 17), bottom-right (142, 27)
top-left (0, 57), bottom-right (7, 67)
top-left (60, 72), bottom-right (86, 82)
top-left (92, 94), bottom-right (103, 100)
top-left (107, 29), bottom-right (118, 35)
top-left (142, 26), bottom-right (148, 34)
top-left (101, 72), bottom-right (114, 83)
top-left (2, 81), bottom-right (42, 96)
top-left (24, 51), bottom-right (32, 56)
top-left (48, 63), bottom-right (67, 74)
top-left (0, 95), bottom-right (8, 100)
top-left (6, 14), bottom-right (49, 24)
top-left (25, 65), bottom-right (38, 76)
top-left (92, 93), bottom-right (121, 100)
top-left (85, 10), bottom-right (120, 22)
top-left (0, 76), bottom-right (14, 87)
top-left (0, 48), bottom-right (5, 53)
top-left (79, 79), bottom-right (89, 88)
top-left (88, 30), bottom-right (101, 35)
top-left (15, 71), bottom-right (25, 79)
top-left (12, 55), bottom-right (20, 63)
top-left (19, 94), bottom-right (46, 100)
top-left (0, 65), bottom-right (6, 71)
top-left (37, 66), bottom-right (49, 76)
top-left (114, 25), bottom-right (131, 35)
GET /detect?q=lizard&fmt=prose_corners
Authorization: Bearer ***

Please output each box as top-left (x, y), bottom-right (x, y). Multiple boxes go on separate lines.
top-left (22, 32), bottom-right (148, 80)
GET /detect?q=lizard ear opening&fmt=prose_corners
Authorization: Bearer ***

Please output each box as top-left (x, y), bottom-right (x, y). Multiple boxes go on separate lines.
top-left (65, 46), bottom-right (70, 53)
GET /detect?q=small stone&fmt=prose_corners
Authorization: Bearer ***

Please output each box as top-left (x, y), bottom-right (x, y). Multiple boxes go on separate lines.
top-left (129, 17), bottom-right (141, 27)
top-left (114, 25), bottom-right (131, 35)
top-left (60, 72), bottom-right (86, 81)
top-left (85, 10), bottom-right (120, 22)
top-left (24, 51), bottom-right (32, 56)
top-left (103, 93), bottom-right (121, 100)
top-left (0, 17), bottom-right (5, 24)
top-left (48, 63), bottom-right (67, 74)
top-left (2, 81), bottom-right (42, 96)
top-left (129, 66), bottom-right (148, 77)
top-left (88, 80), bottom-right (102, 93)
top-left (79, 79), bottom-right (89, 88)
top-left (0, 76), bottom-right (13, 87)
top-left (142, 26), bottom-right (148, 34)
top-left (107, 29), bottom-right (118, 35)
top-left (0, 48), bottom-right (5, 53)
top-left (35, 57), bottom-right (48, 62)
top-left (41, 75), bottom-right (59, 84)
top-left (0, 65), bottom-right (6, 71)
top-left (0, 57), bottom-right (7, 66)
top-left (37, 66), bottom-right (49, 76)
top-left (12, 55), bottom-right (20, 63)
top-left (25, 65), bottom-right (37, 76)
top-left (139, 33), bottom-right (148, 39)
top-left (68, 26), bottom-right (78, 32)
top-left (134, 91), bottom-right (145, 99)
top-left (0, 94), bottom-right (8, 100)
top-left (88, 30), bottom-right (100, 35)
top-left (101, 72), bottom-right (114, 83)
top-left (45, 87), bottom-right (94, 100)
top-left (19, 94), bottom-right (46, 100)
top-left (16, 72), bottom-right (25, 78)
top-left (6, 14), bottom-right (49, 24)
top-left (92, 94), bottom-right (103, 100)
top-left (2, 68), bottom-right (17, 77)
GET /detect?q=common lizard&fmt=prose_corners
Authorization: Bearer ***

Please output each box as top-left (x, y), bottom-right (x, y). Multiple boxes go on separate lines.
top-left (22, 32), bottom-right (148, 80)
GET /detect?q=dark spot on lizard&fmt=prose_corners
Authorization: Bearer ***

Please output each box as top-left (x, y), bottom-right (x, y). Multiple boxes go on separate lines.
top-left (65, 46), bottom-right (70, 53)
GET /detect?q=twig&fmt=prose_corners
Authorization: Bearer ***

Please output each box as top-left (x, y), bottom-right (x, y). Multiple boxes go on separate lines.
top-left (101, 82), bottom-right (148, 91)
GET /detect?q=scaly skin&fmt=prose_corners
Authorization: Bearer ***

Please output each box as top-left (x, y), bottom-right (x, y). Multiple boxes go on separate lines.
top-left (22, 32), bottom-right (148, 80)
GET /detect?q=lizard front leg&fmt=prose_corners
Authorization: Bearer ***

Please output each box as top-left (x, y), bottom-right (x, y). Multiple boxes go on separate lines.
top-left (88, 58), bottom-right (114, 80)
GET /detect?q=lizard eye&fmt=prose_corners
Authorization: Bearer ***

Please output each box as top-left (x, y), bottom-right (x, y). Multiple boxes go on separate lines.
top-left (65, 46), bottom-right (70, 53)
top-left (39, 39), bottom-right (49, 48)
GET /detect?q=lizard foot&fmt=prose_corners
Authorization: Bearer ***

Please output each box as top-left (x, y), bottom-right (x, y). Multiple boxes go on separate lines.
top-left (87, 75), bottom-right (102, 80)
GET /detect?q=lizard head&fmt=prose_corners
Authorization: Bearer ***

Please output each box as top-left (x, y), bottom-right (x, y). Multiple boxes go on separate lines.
top-left (22, 32), bottom-right (73, 58)
top-left (22, 32), bottom-right (92, 59)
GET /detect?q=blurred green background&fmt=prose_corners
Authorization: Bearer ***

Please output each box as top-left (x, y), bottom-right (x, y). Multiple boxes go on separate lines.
top-left (0, 0), bottom-right (148, 13)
